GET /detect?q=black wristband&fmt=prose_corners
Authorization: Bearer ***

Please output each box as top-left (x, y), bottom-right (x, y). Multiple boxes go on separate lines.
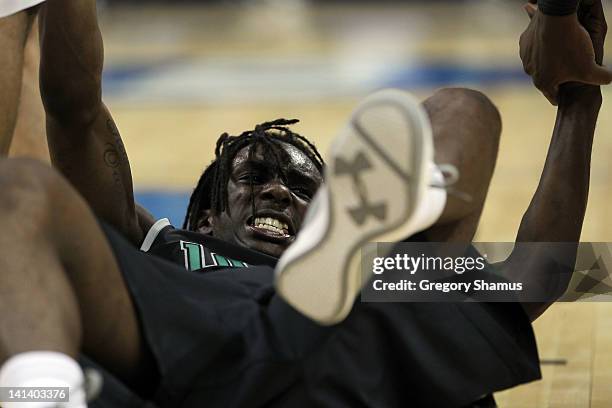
top-left (539, 0), bottom-right (579, 16)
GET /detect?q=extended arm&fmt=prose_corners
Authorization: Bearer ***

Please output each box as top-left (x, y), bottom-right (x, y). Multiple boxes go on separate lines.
top-left (39, 0), bottom-right (151, 245)
top-left (502, 85), bottom-right (600, 320)
top-left (503, 0), bottom-right (606, 320)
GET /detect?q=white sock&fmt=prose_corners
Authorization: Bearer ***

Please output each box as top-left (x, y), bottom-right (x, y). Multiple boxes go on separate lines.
top-left (408, 164), bottom-right (448, 234)
top-left (0, 352), bottom-right (87, 408)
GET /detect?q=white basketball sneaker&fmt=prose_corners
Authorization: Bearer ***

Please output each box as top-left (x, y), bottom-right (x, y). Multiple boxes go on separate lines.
top-left (275, 89), bottom-right (441, 325)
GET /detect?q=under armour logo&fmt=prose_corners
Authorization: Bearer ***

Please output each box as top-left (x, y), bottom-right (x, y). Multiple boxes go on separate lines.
top-left (335, 151), bottom-right (387, 225)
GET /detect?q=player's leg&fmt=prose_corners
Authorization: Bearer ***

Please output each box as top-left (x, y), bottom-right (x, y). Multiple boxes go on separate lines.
top-left (9, 16), bottom-right (49, 162)
top-left (0, 159), bottom-right (148, 392)
top-left (267, 89), bottom-right (524, 407)
top-left (422, 87), bottom-right (502, 242)
top-left (276, 89), bottom-right (436, 322)
top-left (276, 87), bottom-right (502, 323)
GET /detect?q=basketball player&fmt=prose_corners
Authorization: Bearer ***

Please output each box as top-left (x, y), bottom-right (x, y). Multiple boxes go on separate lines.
top-left (0, 0), bottom-right (605, 407)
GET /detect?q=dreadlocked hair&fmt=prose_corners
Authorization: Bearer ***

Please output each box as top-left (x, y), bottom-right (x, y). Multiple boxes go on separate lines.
top-left (183, 118), bottom-right (325, 231)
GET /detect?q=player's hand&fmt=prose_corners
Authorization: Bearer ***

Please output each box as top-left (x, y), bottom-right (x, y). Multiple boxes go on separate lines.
top-left (519, 1), bottom-right (612, 105)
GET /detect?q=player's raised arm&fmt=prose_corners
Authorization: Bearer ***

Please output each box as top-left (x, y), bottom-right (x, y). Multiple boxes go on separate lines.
top-left (501, 0), bottom-right (605, 320)
top-left (39, 0), bottom-right (148, 245)
top-left (519, 0), bottom-right (612, 104)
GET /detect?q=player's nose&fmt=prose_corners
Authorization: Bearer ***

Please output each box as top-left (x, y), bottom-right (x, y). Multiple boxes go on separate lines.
top-left (260, 178), bottom-right (292, 206)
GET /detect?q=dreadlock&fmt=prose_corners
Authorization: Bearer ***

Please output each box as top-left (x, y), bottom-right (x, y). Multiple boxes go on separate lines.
top-left (183, 118), bottom-right (325, 231)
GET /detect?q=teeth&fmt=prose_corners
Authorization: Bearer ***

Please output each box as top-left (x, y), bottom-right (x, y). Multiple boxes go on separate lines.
top-left (253, 217), bottom-right (290, 235)
top-left (263, 224), bottom-right (281, 233)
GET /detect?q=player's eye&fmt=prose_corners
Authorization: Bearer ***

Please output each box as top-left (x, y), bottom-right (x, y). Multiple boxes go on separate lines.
top-left (292, 187), bottom-right (314, 201)
top-left (239, 172), bottom-right (265, 184)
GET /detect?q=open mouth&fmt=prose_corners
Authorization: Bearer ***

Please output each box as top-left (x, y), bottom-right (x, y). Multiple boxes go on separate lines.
top-left (247, 214), bottom-right (295, 241)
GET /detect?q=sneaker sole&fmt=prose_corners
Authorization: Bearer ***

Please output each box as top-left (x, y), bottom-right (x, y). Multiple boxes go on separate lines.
top-left (275, 89), bottom-right (433, 325)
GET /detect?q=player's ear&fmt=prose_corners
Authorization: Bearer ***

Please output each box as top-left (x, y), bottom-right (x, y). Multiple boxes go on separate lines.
top-left (195, 210), bottom-right (215, 235)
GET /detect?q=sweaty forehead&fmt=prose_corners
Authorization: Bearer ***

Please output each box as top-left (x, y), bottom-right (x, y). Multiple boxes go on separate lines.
top-left (232, 142), bottom-right (322, 181)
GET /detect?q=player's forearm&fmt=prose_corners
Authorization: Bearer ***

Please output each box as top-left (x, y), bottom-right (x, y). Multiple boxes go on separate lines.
top-left (39, 0), bottom-right (103, 126)
top-left (516, 86), bottom-right (600, 244)
top-left (505, 86), bottom-right (600, 320)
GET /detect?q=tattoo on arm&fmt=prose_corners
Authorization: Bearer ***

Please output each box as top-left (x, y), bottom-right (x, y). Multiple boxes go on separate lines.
top-left (106, 119), bottom-right (127, 157)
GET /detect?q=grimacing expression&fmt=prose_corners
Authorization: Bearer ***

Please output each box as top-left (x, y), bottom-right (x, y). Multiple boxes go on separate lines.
top-left (204, 143), bottom-right (323, 258)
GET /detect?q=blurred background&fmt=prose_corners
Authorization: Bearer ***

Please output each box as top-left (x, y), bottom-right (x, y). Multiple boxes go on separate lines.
top-left (94, 1), bottom-right (612, 406)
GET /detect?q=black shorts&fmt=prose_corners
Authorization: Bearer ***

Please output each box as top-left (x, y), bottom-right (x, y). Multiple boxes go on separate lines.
top-left (97, 222), bottom-right (541, 408)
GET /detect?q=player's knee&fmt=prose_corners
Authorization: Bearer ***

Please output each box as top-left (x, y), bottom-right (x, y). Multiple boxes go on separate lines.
top-left (428, 87), bottom-right (501, 156)
top-left (462, 88), bottom-right (499, 130)
top-left (0, 158), bottom-right (58, 217)
top-left (439, 88), bottom-right (500, 134)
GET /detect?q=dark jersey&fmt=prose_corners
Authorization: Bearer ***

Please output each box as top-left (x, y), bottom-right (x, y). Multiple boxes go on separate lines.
top-left (140, 219), bottom-right (278, 273)
top-left (93, 220), bottom-right (539, 408)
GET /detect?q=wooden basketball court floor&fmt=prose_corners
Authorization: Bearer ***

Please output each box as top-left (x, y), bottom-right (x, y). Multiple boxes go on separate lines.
top-left (93, 1), bottom-right (612, 406)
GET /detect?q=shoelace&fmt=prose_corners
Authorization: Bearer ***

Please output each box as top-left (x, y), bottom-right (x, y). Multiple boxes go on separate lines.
top-left (430, 163), bottom-right (472, 203)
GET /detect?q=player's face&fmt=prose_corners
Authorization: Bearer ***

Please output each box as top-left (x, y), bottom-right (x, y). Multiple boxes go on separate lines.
top-left (210, 143), bottom-right (323, 257)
